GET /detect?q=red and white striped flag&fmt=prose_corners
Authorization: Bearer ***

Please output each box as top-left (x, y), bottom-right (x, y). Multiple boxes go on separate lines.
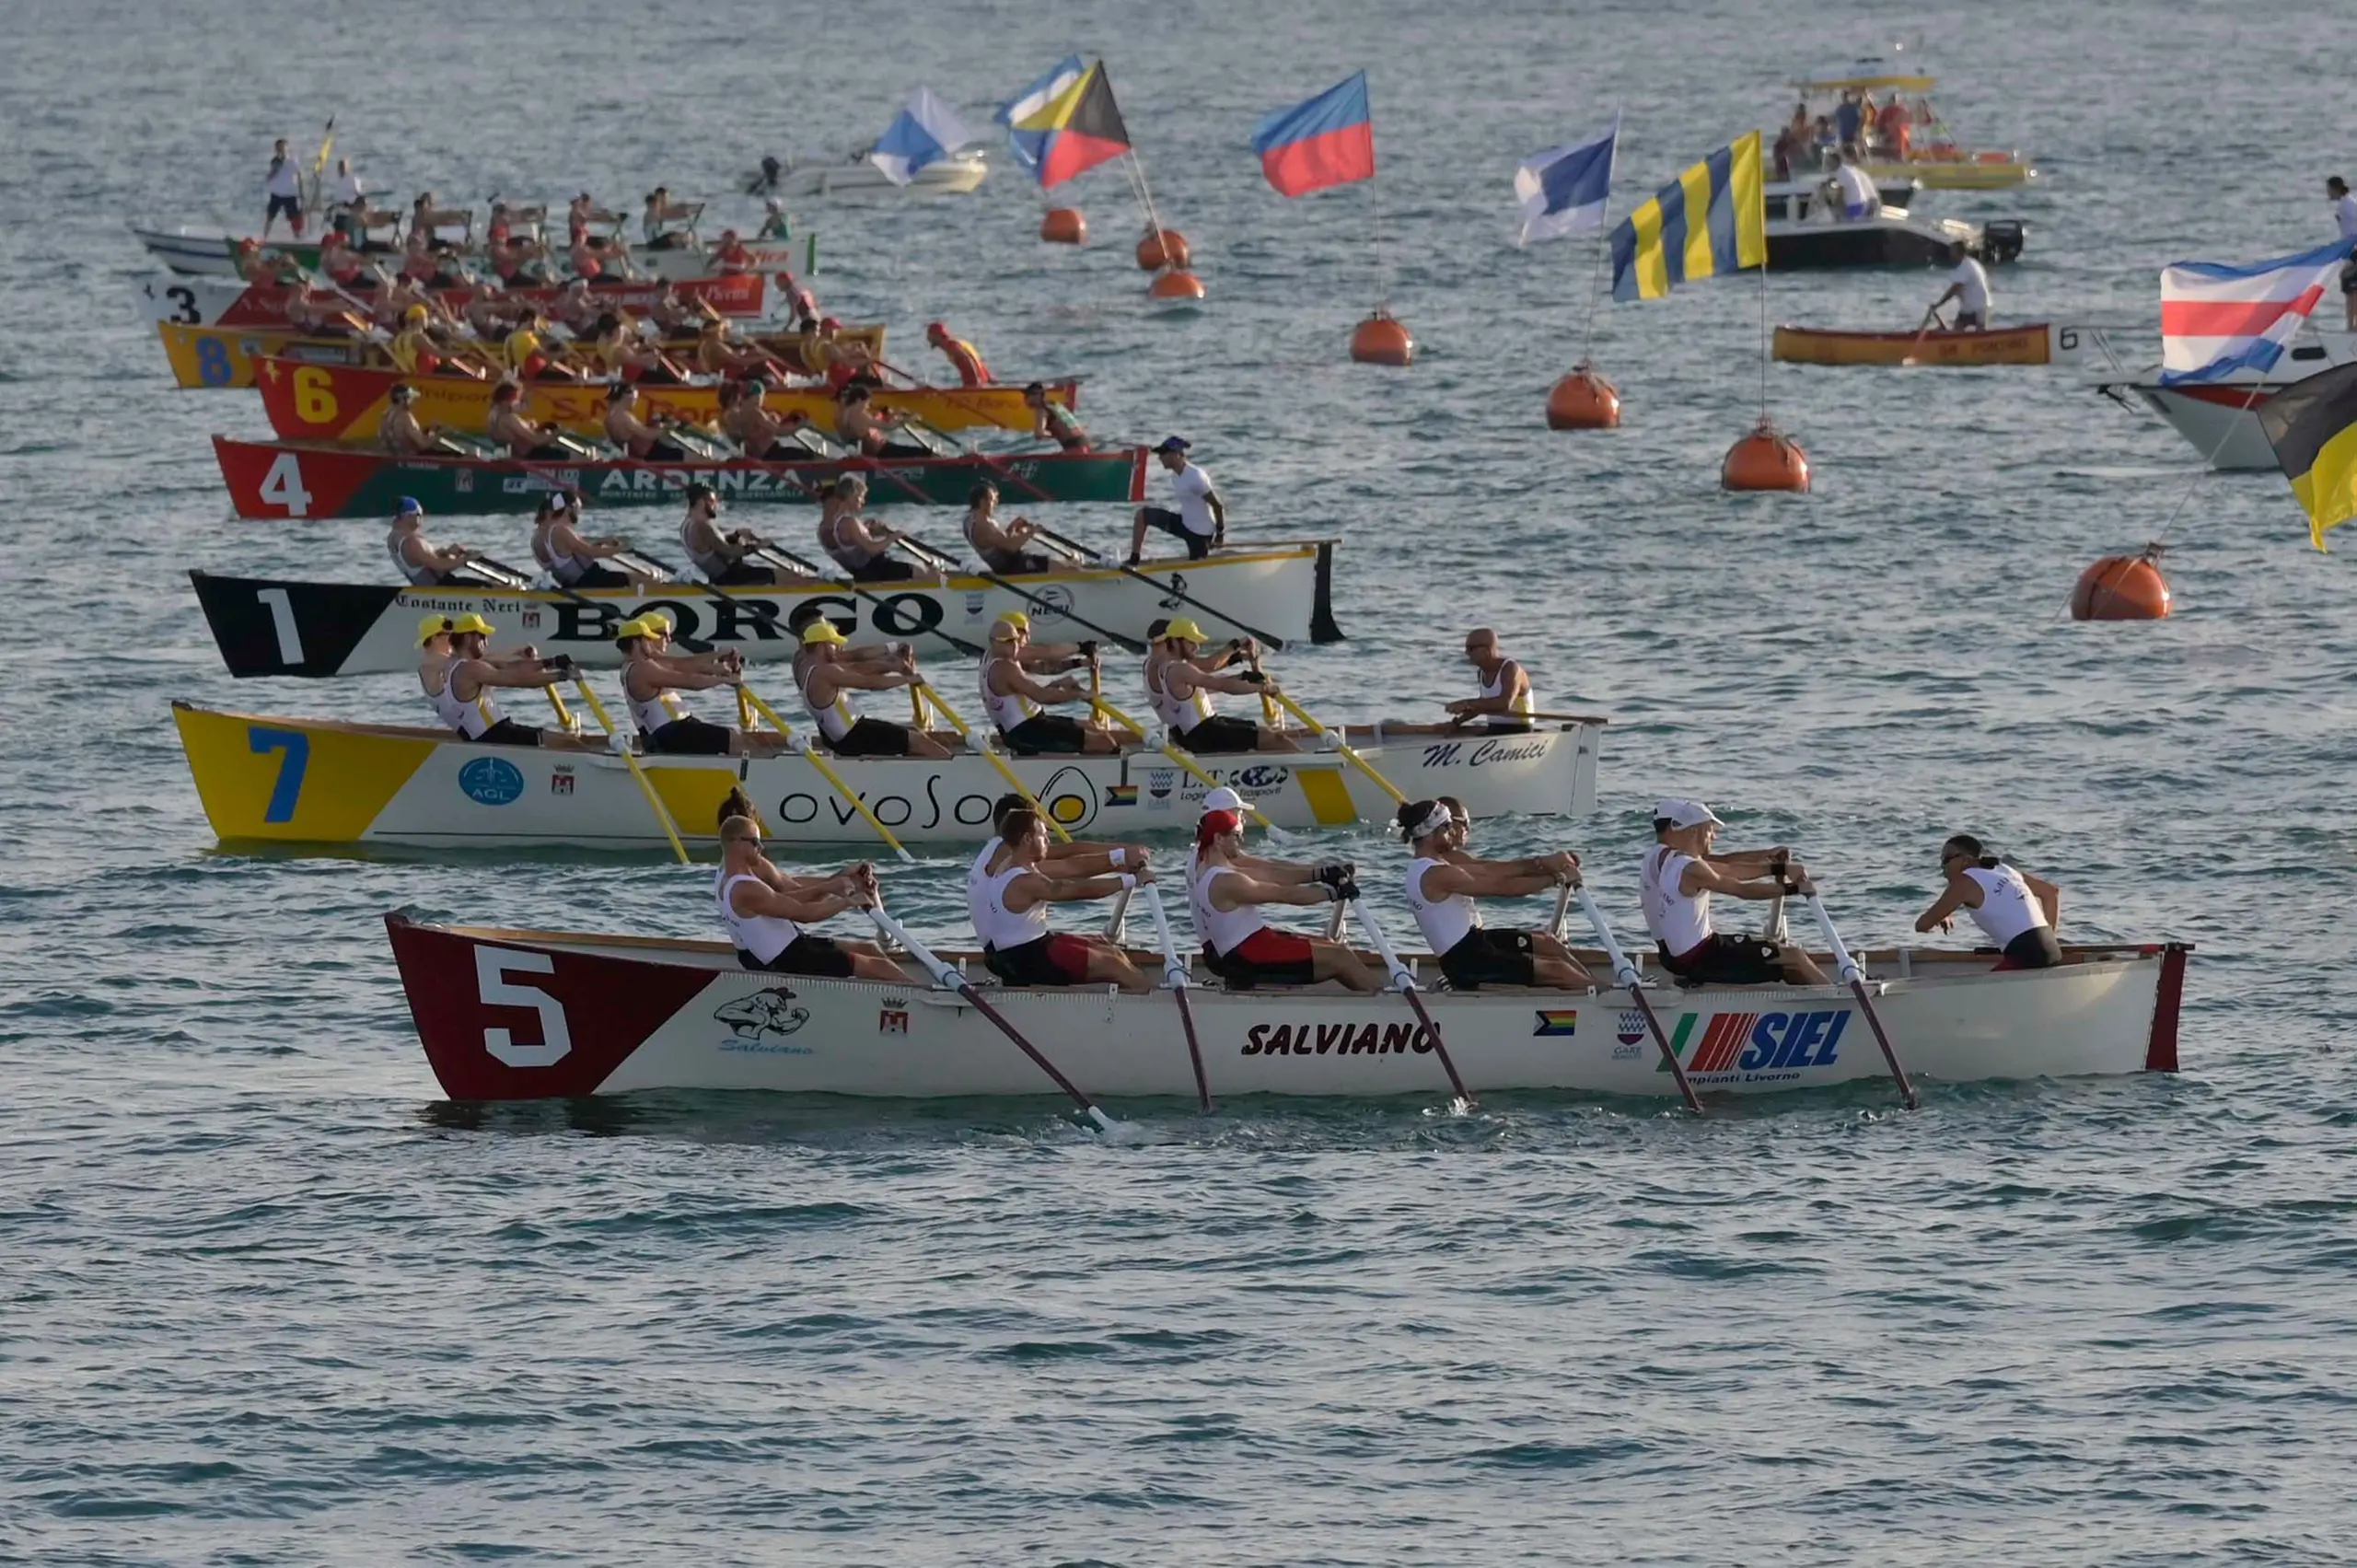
top-left (2160, 239), bottom-right (2350, 385)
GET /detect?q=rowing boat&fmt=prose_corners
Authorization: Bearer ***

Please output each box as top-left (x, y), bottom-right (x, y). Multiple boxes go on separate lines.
top-left (252, 357), bottom-right (1070, 441)
top-left (384, 914), bottom-right (2188, 1102)
top-left (1772, 322), bottom-right (2081, 366)
top-left (189, 543), bottom-right (1342, 674)
top-left (768, 150), bottom-right (991, 199)
top-left (174, 705), bottom-right (1598, 846)
top-left (131, 224), bottom-right (803, 284)
top-left (136, 271), bottom-right (771, 336)
top-left (211, 436), bottom-right (1146, 519)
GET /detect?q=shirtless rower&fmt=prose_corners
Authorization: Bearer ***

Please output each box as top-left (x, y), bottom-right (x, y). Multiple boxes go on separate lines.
top-left (1638, 798), bottom-right (1829, 986)
top-left (1190, 810), bottom-right (1385, 991)
top-left (725, 377), bottom-right (811, 459)
top-left (487, 381), bottom-right (574, 459)
top-left (695, 319), bottom-right (781, 380)
top-left (602, 382), bottom-right (690, 461)
top-left (814, 319), bottom-right (882, 392)
top-left (817, 476), bottom-right (918, 582)
top-left (1914, 833), bottom-right (2062, 970)
top-left (583, 312), bottom-right (687, 384)
top-left (1145, 620), bottom-right (1298, 754)
top-left (794, 620), bottom-right (954, 759)
top-left (961, 482), bottom-right (1052, 575)
top-left (388, 498), bottom-right (480, 586)
top-left (679, 484), bottom-right (805, 587)
top-left (1396, 797), bottom-right (1591, 990)
top-left (532, 493), bottom-right (654, 590)
top-left (618, 615), bottom-right (786, 757)
top-left (834, 384), bottom-right (927, 458)
top-left (925, 321), bottom-right (991, 387)
top-left (642, 187), bottom-right (692, 250)
top-left (715, 812), bottom-right (911, 981)
top-left (378, 383), bottom-right (459, 457)
top-left (425, 613), bottom-right (587, 749)
top-left (979, 612), bottom-right (1120, 756)
top-left (1025, 381), bottom-right (1088, 451)
top-left (970, 802), bottom-right (1154, 993)
top-left (653, 283), bottom-right (717, 335)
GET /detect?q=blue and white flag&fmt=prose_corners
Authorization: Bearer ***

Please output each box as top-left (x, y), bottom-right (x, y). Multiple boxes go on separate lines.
top-left (997, 55), bottom-right (1086, 179)
top-left (1514, 115), bottom-right (1620, 245)
top-left (869, 88), bottom-right (974, 186)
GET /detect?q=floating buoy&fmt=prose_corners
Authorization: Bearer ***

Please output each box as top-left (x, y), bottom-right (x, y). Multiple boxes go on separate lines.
top-left (1039, 208), bottom-right (1086, 245)
top-left (1137, 228), bottom-right (1191, 271)
top-left (1349, 310), bottom-right (1414, 366)
top-left (2070, 546), bottom-right (2172, 621)
top-left (1546, 364), bottom-right (1621, 429)
top-left (1722, 418), bottom-right (1810, 493)
top-left (1148, 268), bottom-right (1206, 301)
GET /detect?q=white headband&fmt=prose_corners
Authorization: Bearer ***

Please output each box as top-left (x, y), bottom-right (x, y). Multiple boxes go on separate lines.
top-left (1410, 803), bottom-right (1452, 841)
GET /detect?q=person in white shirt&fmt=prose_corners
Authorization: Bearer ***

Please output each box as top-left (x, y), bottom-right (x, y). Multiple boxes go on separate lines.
top-left (714, 808), bottom-right (910, 981)
top-left (969, 802), bottom-right (1155, 992)
top-left (1127, 436), bottom-right (1225, 564)
top-left (263, 138), bottom-right (305, 239)
top-left (2331, 177), bottom-right (2357, 330)
top-left (1395, 798), bottom-right (1590, 990)
top-left (1824, 151), bottom-right (1879, 221)
top-left (1637, 798), bottom-right (1828, 986)
top-left (1928, 245), bottom-right (1992, 331)
top-left (1913, 834), bottom-right (2062, 970)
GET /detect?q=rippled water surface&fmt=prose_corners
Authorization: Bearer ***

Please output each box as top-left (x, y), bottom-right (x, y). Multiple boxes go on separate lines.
top-left (6, 1), bottom-right (2357, 1562)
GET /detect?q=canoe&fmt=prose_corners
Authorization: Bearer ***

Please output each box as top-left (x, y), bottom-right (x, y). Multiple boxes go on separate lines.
top-left (211, 435), bottom-right (1145, 519)
top-left (173, 704), bottom-right (1599, 847)
top-left (1772, 322), bottom-right (2066, 366)
top-left (132, 224), bottom-right (807, 284)
top-left (188, 542), bottom-right (1343, 674)
top-left (252, 357), bottom-right (1070, 440)
top-left (383, 914), bottom-right (2189, 1103)
top-left (137, 270), bottom-right (771, 334)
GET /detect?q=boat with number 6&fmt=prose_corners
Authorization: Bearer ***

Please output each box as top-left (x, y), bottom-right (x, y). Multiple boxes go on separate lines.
top-left (1772, 322), bottom-right (2113, 366)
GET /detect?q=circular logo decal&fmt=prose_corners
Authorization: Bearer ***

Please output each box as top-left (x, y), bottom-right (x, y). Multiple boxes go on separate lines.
top-left (458, 756), bottom-right (527, 807)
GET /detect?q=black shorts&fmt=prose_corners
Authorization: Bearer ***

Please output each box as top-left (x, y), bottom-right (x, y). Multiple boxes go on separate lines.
top-left (561, 563), bottom-right (632, 588)
top-left (1002, 713), bottom-right (1090, 755)
top-left (829, 716), bottom-right (911, 757)
top-left (644, 438), bottom-right (688, 461)
top-left (1993, 926), bottom-right (2063, 971)
top-left (1140, 507), bottom-right (1214, 559)
top-left (981, 552), bottom-right (1053, 575)
top-left (644, 715), bottom-right (733, 756)
top-left (1955, 310), bottom-right (1986, 330)
top-left (474, 718), bottom-right (544, 748)
top-left (1664, 933), bottom-right (1783, 986)
top-left (847, 556), bottom-right (918, 583)
top-left (2341, 256), bottom-right (2357, 295)
top-left (526, 442), bottom-right (572, 459)
top-left (1178, 714), bottom-right (1260, 754)
top-left (265, 193), bottom-right (302, 223)
top-left (738, 933), bottom-right (854, 978)
top-left (1438, 929), bottom-right (1538, 990)
top-left (710, 560), bottom-right (775, 585)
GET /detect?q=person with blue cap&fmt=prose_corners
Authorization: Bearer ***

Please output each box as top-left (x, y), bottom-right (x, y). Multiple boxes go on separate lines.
top-left (387, 498), bottom-right (479, 587)
top-left (1128, 436), bottom-right (1224, 564)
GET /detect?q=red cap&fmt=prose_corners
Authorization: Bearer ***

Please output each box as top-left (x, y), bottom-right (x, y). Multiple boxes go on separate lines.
top-left (1195, 809), bottom-right (1241, 851)
top-left (926, 320), bottom-right (947, 338)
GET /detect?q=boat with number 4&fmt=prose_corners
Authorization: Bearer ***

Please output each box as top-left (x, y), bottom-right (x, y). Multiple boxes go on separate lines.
top-left (384, 915), bottom-right (2187, 1103)
top-left (1772, 322), bottom-right (2114, 366)
top-left (173, 703), bottom-right (1601, 847)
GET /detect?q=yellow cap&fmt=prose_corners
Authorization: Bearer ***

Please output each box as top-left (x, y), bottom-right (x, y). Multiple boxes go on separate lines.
top-left (638, 609), bottom-right (674, 634)
top-left (415, 612), bottom-right (453, 645)
top-left (1163, 618), bottom-right (1207, 645)
top-left (991, 610), bottom-right (1028, 636)
top-left (446, 611), bottom-right (494, 637)
top-left (402, 305), bottom-right (427, 326)
top-left (614, 616), bottom-right (649, 642)
top-left (800, 620), bottom-right (848, 646)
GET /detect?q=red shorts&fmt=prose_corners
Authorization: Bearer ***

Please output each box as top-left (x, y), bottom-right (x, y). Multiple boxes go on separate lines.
top-left (1233, 928), bottom-right (1313, 966)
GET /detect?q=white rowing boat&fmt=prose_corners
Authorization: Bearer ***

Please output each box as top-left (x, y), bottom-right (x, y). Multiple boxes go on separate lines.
top-left (766, 151), bottom-right (990, 199)
top-left (386, 915), bottom-right (2189, 1102)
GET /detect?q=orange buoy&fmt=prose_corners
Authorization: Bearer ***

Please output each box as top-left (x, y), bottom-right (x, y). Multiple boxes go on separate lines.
top-left (1148, 268), bottom-right (1206, 301)
top-left (1137, 228), bottom-right (1191, 271)
top-left (1349, 310), bottom-right (1413, 366)
top-left (1722, 418), bottom-right (1810, 493)
top-left (1039, 208), bottom-right (1086, 245)
top-left (1546, 364), bottom-right (1621, 429)
top-left (2070, 546), bottom-right (2173, 621)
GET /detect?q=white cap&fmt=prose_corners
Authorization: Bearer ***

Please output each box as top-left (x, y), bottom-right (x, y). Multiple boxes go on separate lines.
top-left (1202, 786), bottom-right (1243, 814)
top-left (1653, 797), bottom-right (1723, 830)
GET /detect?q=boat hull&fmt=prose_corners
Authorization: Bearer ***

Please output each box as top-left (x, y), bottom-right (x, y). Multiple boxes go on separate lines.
top-left (1855, 156), bottom-right (2038, 191)
top-left (132, 224), bottom-right (803, 283)
top-left (772, 153), bottom-right (989, 199)
top-left (189, 545), bottom-right (1342, 674)
top-left (384, 915), bottom-right (2188, 1103)
top-left (174, 704), bottom-right (1598, 847)
top-left (1772, 322), bottom-right (2060, 366)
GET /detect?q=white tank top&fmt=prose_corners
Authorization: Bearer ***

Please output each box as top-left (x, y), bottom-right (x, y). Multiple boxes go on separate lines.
top-left (1639, 845), bottom-right (1711, 957)
top-left (535, 521), bottom-right (593, 586)
top-left (389, 529), bottom-right (441, 586)
top-left (1193, 862), bottom-right (1268, 958)
top-left (1477, 661), bottom-right (1537, 726)
top-left (1404, 855), bottom-right (1480, 953)
top-left (819, 508), bottom-right (877, 571)
top-left (715, 868), bottom-right (799, 962)
top-left (1145, 656), bottom-right (1213, 733)
top-left (797, 657), bottom-right (853, 742)
top-left (979, 655), bottom-right (1037, 733)
top-left (623, 661), bottom-right (690, 735)
top-left (970, 847), bottom-right (1050, 951)
top-left (431, 659), bottom-right (500, 738)
top-left (681, 511), bottom-right (731, 579)
top-left (1962, 864), bottom-right (2047, 947)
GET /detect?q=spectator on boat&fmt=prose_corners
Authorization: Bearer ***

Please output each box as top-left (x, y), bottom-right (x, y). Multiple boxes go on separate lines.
top-left (1638, 799), bottom-right (1828, 986)
top-left (1144, 620), bottom-right (1299, 755)
top-left (1876, 96), bottom-right (1912, 160)
top-left (1026, 382), bottom-right (1089, 451)
top-left (378, 384), bottom-right (458, 457)
top-left (2331, 177), bottom-right (2357, 330)
top-left (388, 497), bottom-right (479, 587)
top-left (1190, 810), bottom-right (1385, 991)
top-left (817, 476), bottom-right (918, 582)
top-left (962, 482), bottom-right (1053, 575)
top-left (793, 620), bottom-right (954, 758)
top-left (1771, 124), bottom-right (1801, 182)
top-left (1128, 436), bottom-right (1225, 564)
top-left (715, 812), bottom-right (909, 981)
top-left (602, 382), bottom-right (690, 461)
top-left (835, 384), bottom-right (929, 458)
top-left (1833, 91), bottom-right (1864, 155)
top-left (1914, 835), bottom-right (2062, 970)
top-left (431, 614), bottom-right (580, 749)
top-left (487, 380), bottom-right (572, 459)
top-left (263, 138), bottom-right (304, 239)
top-left (926, 322), bottom-right (992, 387)
top-left (1928, 244), bottom-right (1992, 331)
top-left (980, 612), bottom-right (1121, 757)
top-left (1824, 152), bottom-right (1881, 221)
top-left (1397, 798), bottom-right (1591, 991)
top-left (970, 802), bottom-right (1155, 992)
top-left (618, 616), bottom-right (784, 758)
top-left (532, 492), bottom-right (653, 590)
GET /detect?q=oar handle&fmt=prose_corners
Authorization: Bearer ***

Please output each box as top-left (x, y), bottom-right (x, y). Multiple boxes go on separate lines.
top-left (1140, 883), bottom-right (1190, 991)
top-left (1574, 886), bottom-right (1644, 991)
top-left (1804, 894), bottom-right (1864, 986)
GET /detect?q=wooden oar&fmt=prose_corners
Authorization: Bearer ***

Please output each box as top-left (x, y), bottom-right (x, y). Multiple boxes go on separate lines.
top-left (1027, 521), bottom-right (1291, 649)
top-left (911, 679), bottom-right (1073, 843)
top-left (1573, 886), bottom-right (1703, 1114)
top-left (1140, 884), bottom-right (1212, 1112)
top-left (893, 536), bottom-right (1146, 654)
top-left (1805, 892), bottom-right (1919, 1109)
top-left (1089, 693), bottom-right (1274, 830)
top-left (1352, 901), bottom-right (1476, 1111)
top-left (865, 902), bottom-right (1120, 1132)
top-left (1269, 691), bottom-right (1406, 806)
top-left (736, 684), bottom-right (913, 864)
top-left (1898, 308), bottom-right (1947, 368)
top-left (567, 675), bottom-right (691, 864)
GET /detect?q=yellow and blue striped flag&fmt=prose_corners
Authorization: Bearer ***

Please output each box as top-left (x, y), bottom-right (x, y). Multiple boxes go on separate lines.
top-left (1609, 132), bottom-right (1766, 302)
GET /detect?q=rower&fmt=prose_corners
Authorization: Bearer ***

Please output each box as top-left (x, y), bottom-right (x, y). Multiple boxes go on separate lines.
top-left (642, 186), bottom-right (692, 250)
top-left (716, 813), bottom-right (911, 981)
top-left (652, 284), bottom-right (715, 334)
top-left (1914, 834), bottom-right (2062, 970)
top-left (461, 281), bottom-right (521, 342)
top-left (814, 319), bottom-right (881, 391)
top-left (725, 377), bottom-right (810, 459)
top-left (429, 612), bottom-right (582, 748)
top-left (1145, 620), bottom-right (1298, 754)
top-left (1190, 810), bottom-right (1384, 991)
top-left (756, 197), bottom-right (790, 240)
top-left (980, 612), bottom-right (1120, 756)
top-left (712, 228), bottom-right (755, 273)
top-left (388, 306), bottom-right (444, 377)
top-left (1025, 381), bottom-right (1088, 452)
top-left (378, 383), bottom-right (458, 457)
top-left (602, 382), bottom-right (689, 460)
top-left (681, 483), bottom-right (801, 586)
top-left (487, 380), bottom-right (572, 459)
top-left (834, 384), bottom-right (926, 458)
top-left (619, 615), bottom-right (784, 757)
top-left (1928, 243), bottom-right (1991, 332)
top-left (793, 620), bottom-right (954, 759)
top-left (1638, 798), bottom-right (1829, 986)
top-left (777, 267), bottom-right (819, 331)
top-left (817, 476), bottom-right (917, 582)
top-left (1823, 150), bottom-right (1880, 221)
top-left (961, 482), bottom-right (1052, 575)
top-left (695, 318), bottom-right (777, 379)
top-left (388, 498), bottom-right (477, 586)
top-left (1396, 798), bottom-right (1592, 990)
top-left (1449, 628), bottom-right (1537, 732)
top-left (531, 493), bottom-right (652, 590)
top-left (550, 278), bottom-right (601, 335)
top-left (1127, 436), bottom-right (1224, 564)
top-left (501, 320), bottom-right (577, 381)
top-left (968, 803), bottom-right (1154, 993)
top-left (319, 229), bottom-right (376, 293)
top-left (585, 312), bottom-right (686, 385)
top-left (925, 321), bottom-right (991, 387)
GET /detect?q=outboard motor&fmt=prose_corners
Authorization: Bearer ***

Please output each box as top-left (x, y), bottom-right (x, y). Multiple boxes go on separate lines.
top-left (1980, 219), bottom-right (2027, 264)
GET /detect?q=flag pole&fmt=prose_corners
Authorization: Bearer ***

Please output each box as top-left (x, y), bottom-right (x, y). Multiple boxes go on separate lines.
top-left (1126, 151), bottom-right (1170, 261)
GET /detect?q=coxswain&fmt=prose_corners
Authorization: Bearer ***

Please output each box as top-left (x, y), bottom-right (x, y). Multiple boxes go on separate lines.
top-left (329, 157), bottom-right (366, 229)
top-left (714, 809), bottom-right (911, 980)
top-left (388, 498), bottom-right (478, 586)
top-left (756, 195), bottom-right (790, 238)
top-left (531, 492), bottom-right (653, 590)
top-left (961, 482), bottom-right (1052, 575)
top-left (262, 137), bottom-right (304, 238)
top-left (979, 612), bottom-right (1120, 756)
top-left (1396, 798), bottom-right (1591, 989)
top-left (680, 483), bottom-right (802, 586)
top-left (618, 616), bottom-right (784, 757)
top-left (793, 621), bottom-right (954, 758)
top-left (426, 612), bottom-right (583, 748)
top-left (834, 384), bottom-right (926, 458)
top-left (925, 321), bottom-right (991, 387)
top-left (1927, 243), bottom-right (1992, 331)
top-left (725, 377), bottom-right (811, 459)
top-left (817, 476), bottom-right (917, 581)
top-left (969, 802), bottom-right (1154, 992)
top-left (602, 381), bottom-right (690, 461)
top-left (487, 380), bottom-right (573, 459)
top-left (1190, 810), bottom-right (1384, 991)
top-left (1145, 620), bottom-right (1297, 754)
top-left (712, 229), bottom-right (755, 273)
top-left (1127, 436), bottom-right (1224, 564)
top-left (1914, 834), bottom-right (2062, 970)
top-left (1447, 628), bottom-right (1538, 732)
top-left (1638, 799), bottom-right (1829, 986)
top-left (1025, 381), bottom-right (1088, 451)
top-left (378, 384), bottom-right (459, 457)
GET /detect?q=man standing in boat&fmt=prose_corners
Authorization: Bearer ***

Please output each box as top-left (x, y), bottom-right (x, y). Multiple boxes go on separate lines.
top-left (794, 621), bottom-right (954, 759)
top-left (1190, 809), bottom-right (1385, 991)
top-left (1128, 436), bottom-right (1224, 564)
top-left (1397, 798), bottom-right (1591, 991)
top-left (715, 813), bottom-right (911, 981)
top-left (926, 322), bottom-right (991, 387)
top-left (1823, 151), bottom-right (1880, 221)
top-left (1638, 799), bottom-right (1828, 986)
top-left (1926, 242), bottom-right (1991, 331)
top-left (1914, 834), bottom-right (2062, 970)
top-left (2331, 177), bottom-right (2357, 331)
top-left (263, 138), bottom-right (304, 239)
top-left (969, 802), bottom-right (1155, 993)
top-left (1144, 620), bottom-right (1299, 755)
top-left (980, 612), bottom-right (1121, 756)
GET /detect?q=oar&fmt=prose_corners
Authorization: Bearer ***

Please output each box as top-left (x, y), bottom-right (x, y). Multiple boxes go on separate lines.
top-left (567, 674), bottom-right (691, 864)
top-left (1269, 691), bottom-right (1406, 806)
top-left (1352, 902), bottom-right (1476, 1111)
top-left (751, 535), bottom-right (987, 659)
top-left (490, 534), bottom-right (718, 655)
top-left (1804, 892), bottom-right (1919, 1109)
top-left (1090, 692), bottom-right (1274, 830)
top-left (894, 536), bottom-right (1146, 654)
top-left (1027, 520), bottom-right (1290, 649)
top-left (736, 683), bottom-right (914, 864)
top-left (1573, 886), bottom-right (1703, 1114)
top-left (911, 679), bottom-right (1074, 843)
top-left (1898, 308), bottom-right (1947, 368)
top-left (865, 902), bottom-right (1120, 1132)
top-left (1140, 883), bottom-right (1213, 1112)
top-left (1245, 642), bottom-right (1280, 731)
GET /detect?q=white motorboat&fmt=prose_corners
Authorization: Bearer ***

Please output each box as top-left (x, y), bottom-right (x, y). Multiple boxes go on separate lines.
top-left (765, 150), bottom-right (990, 199)
top-left (2094, 330), bottom-right (2357, 470)
top-left (1763, 179), bottom-right (2025, 270)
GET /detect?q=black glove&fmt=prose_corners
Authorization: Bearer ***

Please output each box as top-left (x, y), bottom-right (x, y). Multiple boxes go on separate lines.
top-left (1313, 862), bottom-right (1352, 889)
top-left (1333, 877), bottom-right (1361, 902)
top-left (1077, 639), bottom-right (1098, 657)
top-left (545, 654), bottom-right (575, 672)
top-left (1237, 668), bottom-right (1267, 686)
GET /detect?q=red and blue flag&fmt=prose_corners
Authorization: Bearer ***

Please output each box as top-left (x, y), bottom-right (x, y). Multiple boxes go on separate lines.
top-left (1250, 72), bottom-right (1375, 197)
